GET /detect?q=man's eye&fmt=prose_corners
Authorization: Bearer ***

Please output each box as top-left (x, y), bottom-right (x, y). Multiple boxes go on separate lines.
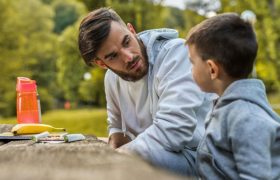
top-left (124, 37), bottom-right (130, 47)
top-left (109, 53), bottom-right (117, 60)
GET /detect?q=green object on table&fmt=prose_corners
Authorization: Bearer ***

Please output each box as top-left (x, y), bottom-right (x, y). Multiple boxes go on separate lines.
top-left (64, 134), bottom-right (85, 142)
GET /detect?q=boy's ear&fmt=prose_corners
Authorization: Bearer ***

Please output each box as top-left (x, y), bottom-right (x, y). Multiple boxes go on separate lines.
top-left (127, 23), bottom-right (136, 35)
top-left (206, 59), bottom-right (219, 80)
top-left (93, 59), bottom-right (108, 69)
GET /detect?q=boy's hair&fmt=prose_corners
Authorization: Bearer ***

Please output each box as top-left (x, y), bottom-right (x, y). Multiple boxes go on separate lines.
top-left (78, 8), bottom-right (126, 67)
top-left (186, 13), bottom-right (258, 78)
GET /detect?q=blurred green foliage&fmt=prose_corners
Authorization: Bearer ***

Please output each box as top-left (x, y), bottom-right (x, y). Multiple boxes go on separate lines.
top-left (0, 0), bottom-right (279, 118)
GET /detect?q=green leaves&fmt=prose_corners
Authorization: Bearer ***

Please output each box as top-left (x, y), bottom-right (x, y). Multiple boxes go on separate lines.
top-left (0, 0), bottom-right (279, 117)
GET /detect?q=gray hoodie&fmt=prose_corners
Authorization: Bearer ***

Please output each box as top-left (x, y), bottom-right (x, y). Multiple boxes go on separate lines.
top-left (105, 29), bottom-right (212, 159)
top-left (197, 79), bottom-right (280, 179)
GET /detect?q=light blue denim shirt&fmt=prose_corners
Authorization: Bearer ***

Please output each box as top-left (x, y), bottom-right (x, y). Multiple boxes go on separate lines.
top-left (197, 79), bottom-right (280, 179)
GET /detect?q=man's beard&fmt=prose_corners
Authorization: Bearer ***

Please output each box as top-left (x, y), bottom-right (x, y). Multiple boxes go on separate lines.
top-left (108, 38), bottom-right (149, 82)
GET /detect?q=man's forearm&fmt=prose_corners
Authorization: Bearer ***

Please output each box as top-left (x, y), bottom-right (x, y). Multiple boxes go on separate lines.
top-left (108, 132), bottom-right (131, 149)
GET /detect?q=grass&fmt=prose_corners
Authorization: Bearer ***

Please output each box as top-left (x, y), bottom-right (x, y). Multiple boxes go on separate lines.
top-left (268, 92), bottom-right (280, 115)
top-left (0, 108), bottom-right (108, 137)
top-left (1, 94), bottom-right (279, 138)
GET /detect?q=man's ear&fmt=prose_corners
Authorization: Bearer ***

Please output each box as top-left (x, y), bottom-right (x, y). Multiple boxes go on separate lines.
top-left (93, 59), bottom-right (108, 69)
top-left (127, 23), bottom-right (136, 35)
top-left (206, 59), bottom-right (219, 80)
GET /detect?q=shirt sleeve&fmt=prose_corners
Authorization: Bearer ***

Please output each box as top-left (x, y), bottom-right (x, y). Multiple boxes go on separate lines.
top-left (104, 71), bottom-right (123, 136)
top-left (123, 39), bottom-right (208, 154)
top-left (229, 112), bottom-right (274, 179)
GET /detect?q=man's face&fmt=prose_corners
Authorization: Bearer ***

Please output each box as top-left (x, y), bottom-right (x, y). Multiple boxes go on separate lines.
top-left (188, 45), bottom-right (213, 92)
top-left (95, 21), bottom-right (148, 82)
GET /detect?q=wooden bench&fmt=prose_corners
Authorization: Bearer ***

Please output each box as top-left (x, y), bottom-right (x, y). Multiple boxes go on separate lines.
top-left (0, 124), bottom-right (186, 180)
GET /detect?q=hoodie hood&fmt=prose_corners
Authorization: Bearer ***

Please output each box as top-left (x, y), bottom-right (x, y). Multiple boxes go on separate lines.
top-left (217, 79), bottom-right (280, 122)
top-left (138, 28), bottom-right (178, 66)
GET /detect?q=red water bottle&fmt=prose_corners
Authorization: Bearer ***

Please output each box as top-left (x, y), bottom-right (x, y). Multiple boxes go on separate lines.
top-left (16, 77), bottom-right (41, 124)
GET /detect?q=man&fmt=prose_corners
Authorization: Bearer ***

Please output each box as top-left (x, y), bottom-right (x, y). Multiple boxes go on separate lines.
top-left (78, 7), bottom-right (212, 176)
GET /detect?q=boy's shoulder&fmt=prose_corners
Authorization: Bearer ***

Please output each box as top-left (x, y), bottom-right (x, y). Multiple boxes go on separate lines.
top-left (218, 79), bottom-right (279, 126)
top-left (223, 99), bottom-right (280, 132)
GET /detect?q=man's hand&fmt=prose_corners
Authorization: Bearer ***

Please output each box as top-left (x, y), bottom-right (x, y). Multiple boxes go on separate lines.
top-left (108, 132), bottom-right (131, 149)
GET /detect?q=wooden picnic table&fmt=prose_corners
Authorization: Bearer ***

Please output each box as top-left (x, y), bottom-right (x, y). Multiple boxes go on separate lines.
top-left (0, 124), bottom-right (186, 180)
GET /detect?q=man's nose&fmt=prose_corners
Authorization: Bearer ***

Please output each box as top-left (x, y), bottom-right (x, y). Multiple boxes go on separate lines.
top-left (120, 48), bottom-right (133, 63)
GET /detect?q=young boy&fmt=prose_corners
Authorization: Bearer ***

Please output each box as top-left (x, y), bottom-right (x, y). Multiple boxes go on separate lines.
top-left (186, 13), bottom-right (280, 179)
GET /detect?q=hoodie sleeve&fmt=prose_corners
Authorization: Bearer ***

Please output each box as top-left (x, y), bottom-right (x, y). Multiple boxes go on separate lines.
top-left (104, 71), bottom-right (123, 136)
top-left (229, 111), bottom-right (275, 179)
top-left (122, 39), bottom-right (207, 154)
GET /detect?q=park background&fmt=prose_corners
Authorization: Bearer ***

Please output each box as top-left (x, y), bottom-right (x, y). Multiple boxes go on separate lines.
top-left (0, 0), bottom-right (279, 137)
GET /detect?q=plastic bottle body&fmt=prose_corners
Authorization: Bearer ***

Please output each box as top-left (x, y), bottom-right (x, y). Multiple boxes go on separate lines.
top-left (16, 77), bottom-right (41, 124)
top-left (17, 92), bottom-right (40, 123)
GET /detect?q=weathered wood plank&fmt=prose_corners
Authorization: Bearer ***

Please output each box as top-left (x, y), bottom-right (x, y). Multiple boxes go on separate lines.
top-left (0, 125), bottom-right (187, 180)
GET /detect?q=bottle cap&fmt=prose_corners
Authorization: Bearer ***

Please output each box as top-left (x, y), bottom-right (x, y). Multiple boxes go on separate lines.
top-left (16, 77), bottom-right (37, 92)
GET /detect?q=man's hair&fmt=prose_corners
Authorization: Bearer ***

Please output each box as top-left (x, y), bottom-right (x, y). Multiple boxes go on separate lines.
top-left (186, 13), bottom-right (258, 78)
top-left (78, 8), bottom-right (126, 67)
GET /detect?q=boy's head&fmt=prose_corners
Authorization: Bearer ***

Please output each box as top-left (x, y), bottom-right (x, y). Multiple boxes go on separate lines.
top-left (186, 13), bottom-right (258, 93)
